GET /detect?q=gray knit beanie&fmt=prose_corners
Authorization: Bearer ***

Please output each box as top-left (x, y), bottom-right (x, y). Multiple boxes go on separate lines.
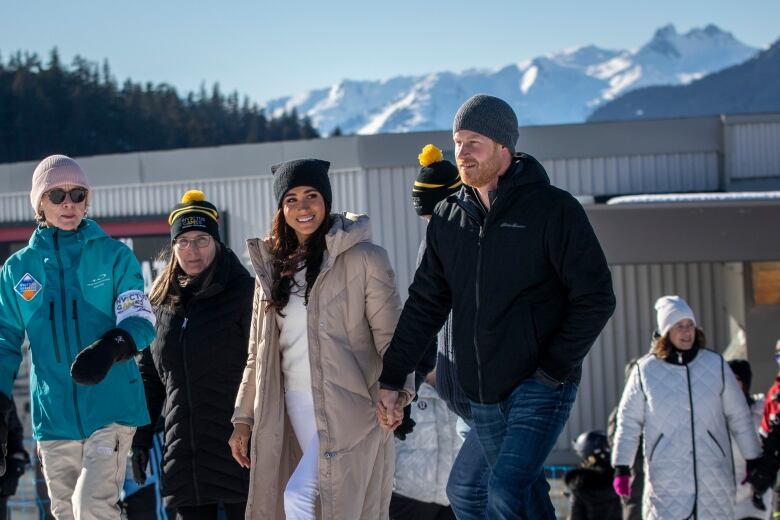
top-left (452, 95), bottom-right (519, 151)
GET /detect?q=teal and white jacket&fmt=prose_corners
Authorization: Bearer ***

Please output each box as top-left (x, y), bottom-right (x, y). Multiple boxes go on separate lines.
top-left (0, 219), bottom-right (155, 440)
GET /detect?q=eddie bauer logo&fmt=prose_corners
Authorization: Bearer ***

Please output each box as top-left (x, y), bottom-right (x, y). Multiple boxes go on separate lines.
top-left (14, 273), bottom-right (42, 301)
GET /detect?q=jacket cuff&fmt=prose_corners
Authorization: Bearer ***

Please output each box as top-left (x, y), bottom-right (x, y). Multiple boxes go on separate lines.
top-left (232, 417), bottom-right (254, 427)
top-left (614, 465), bottom-right (631, 476)
top-left (379, 368), bottom-right (408, 390)
top-left (538, 361), bottom-right (568, 384)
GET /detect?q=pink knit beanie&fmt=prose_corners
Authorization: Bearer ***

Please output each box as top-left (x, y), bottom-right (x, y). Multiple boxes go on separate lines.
top-left (30, 155), bottom-right (91, 212)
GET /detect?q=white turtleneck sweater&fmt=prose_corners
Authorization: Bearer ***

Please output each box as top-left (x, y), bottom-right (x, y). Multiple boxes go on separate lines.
top-left (276, 268), bottom-right (312, 392)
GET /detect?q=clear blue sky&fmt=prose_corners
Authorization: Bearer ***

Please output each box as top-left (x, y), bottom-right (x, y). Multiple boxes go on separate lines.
top-left (1, 0), bottom-right (777, 103)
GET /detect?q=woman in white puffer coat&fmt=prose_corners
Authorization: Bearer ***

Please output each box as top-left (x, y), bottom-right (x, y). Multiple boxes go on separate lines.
top-left (612, 296), bottom-right (761, 519)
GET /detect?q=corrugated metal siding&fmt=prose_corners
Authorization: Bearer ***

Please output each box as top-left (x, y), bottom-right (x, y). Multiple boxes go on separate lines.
top-left (0, 166), bottom-right (426, 298)
top-left (542, 152), bottom-right (720, 195)
top-left (552, 262), bottom-right (731, 461)
top-left (727, 122), bottom-right (780, 179)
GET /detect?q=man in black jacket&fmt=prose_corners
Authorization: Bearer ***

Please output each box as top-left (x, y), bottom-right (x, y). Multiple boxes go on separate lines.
top-left (377, 94), bottom-right (615, 519)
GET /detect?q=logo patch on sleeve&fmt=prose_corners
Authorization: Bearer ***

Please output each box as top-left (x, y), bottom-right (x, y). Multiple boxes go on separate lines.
top-left (14, 273), bottom-right (42, 301)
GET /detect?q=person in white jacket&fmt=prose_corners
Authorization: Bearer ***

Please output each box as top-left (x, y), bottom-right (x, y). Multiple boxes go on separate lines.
top-left (612, 295), bottom-right (762, 519)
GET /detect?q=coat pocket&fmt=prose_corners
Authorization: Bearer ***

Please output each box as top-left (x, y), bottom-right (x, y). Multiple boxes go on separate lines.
top-left (706, 430), bottom-right (726, 458)
top-left (648, 433), bottom-right (664, 461)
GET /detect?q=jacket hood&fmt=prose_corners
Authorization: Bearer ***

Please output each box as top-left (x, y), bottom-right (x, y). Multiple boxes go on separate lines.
top-left (247, 212), bottom-right (371, 289)
top-left (499, 152), bottom-right (550, 191)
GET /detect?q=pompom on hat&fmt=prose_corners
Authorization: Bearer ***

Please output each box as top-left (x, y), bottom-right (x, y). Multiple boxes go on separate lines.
top-left (654, 295), bottom-right (696, 337)
top-left (412, 144), bottom-right (462, 216)
top-left (168, 190), bottom-right (220, 241)
top-left (30, 155), bottom-right (91, 212)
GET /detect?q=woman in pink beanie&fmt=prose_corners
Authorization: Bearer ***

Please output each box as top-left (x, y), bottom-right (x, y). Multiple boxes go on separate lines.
top-left (0, 154), bottom-right (156, 520)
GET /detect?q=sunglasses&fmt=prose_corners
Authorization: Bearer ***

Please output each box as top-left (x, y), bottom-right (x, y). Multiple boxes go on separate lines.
top-left (46, 188), bottom-right (88, 204)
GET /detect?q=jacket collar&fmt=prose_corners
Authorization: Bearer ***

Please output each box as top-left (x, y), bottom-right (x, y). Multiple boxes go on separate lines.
top-left (29, 218), bottom-right (107, 249)
top-left (247, 212), bottom-right (372, 292)
top-left (450, 152), bottom-right (550, 215)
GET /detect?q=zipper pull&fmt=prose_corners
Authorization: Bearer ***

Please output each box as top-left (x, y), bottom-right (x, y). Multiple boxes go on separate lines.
top-left (179, 317), bottom-right (189, 342)
top-left (677, 352), bottom-right (683, 364)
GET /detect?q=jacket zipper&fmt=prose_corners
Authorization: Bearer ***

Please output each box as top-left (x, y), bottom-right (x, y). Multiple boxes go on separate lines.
top-left (685, 363), bottom-right (698, 519)
top-left (71, 300), bottom-right (86, 438)
top-left (53, 231), bottom-right (86, 439)
top-left (179, 312), bottom-right (202, 504)
top-left (48, 302), bottom-right (62, 363)
top-left (456, 191), bottom-right (496, 405)
top-left (473, 226), bottom-right (486, 404)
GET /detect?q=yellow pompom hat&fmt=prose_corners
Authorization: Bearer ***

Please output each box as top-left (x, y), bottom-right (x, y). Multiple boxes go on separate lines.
top-left (168, 189), bottom-right (220, 241)
top-left (412, 144), bottom-right (462, 216)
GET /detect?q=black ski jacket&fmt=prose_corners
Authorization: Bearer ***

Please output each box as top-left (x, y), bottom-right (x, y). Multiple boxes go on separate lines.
top-left (133, 248), bottom-right (253, 507)
top-left (380, 153), bottom-right (615, 403)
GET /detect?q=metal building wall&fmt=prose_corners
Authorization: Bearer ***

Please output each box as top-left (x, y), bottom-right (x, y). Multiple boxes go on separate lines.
top-left (0, 166), bottom-right (428, 300)
top-left (726, 117), bottom-right (780, 179)
top-left (542, 152), bottom-right (720, 195)
top-left (550, 261), bottom-right (731, 461)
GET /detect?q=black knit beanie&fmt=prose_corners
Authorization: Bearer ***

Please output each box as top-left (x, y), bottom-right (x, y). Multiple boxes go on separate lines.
top-left (168, 190), bottom-right (220, 241)
top-left (453, 94), bottom-right (519, 151)
top-left (272, 159), bottom-right (332, 208)
top-left (413, 144), bottom-right (462, 216)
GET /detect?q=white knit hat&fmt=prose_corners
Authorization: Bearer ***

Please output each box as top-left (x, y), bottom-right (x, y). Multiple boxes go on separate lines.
top-left (655, 295), bottom-right (696, 337)
top-left (30, 155), bottom-right (91, 212)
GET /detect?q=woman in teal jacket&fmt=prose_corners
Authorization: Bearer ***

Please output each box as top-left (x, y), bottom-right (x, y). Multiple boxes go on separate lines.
top-left (0, 155), bottom-right (155, 520)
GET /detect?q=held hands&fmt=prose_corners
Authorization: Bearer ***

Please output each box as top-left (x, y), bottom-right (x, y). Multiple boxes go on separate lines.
top-left (376, 389), bottom-right (404, 432)
top-left (229, 423), bottom-right (251, 469)
top-left (613, 475), bottom-right (631, 497)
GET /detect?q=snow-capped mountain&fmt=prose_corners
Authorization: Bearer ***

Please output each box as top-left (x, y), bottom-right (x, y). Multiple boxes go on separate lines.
top-left (263, 24), bottom-right (759, 136)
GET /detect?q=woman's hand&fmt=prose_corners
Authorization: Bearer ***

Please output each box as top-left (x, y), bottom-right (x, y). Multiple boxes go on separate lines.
top-left (229, 423), bottom-right (252, 468)
top-left (376, 389), bottom-right (404, 432)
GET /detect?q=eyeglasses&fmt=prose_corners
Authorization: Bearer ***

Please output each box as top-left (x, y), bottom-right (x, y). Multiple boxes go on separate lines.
top-left (46, 188), bottom-right (88, 204)
top-left (173, 235), bottom-right (213, 250)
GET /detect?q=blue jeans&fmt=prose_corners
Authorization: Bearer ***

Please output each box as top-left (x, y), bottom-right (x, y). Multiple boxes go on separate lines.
top-left (446, 376), bottom-right (577, 519)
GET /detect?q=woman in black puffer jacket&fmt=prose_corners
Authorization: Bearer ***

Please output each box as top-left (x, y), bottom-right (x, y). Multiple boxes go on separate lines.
top-left (131, 191), bottom-right (253, 520)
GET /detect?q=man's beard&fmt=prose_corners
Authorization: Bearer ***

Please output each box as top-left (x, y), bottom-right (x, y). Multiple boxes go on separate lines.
top-left (457, 150), bottom-right (504, 189)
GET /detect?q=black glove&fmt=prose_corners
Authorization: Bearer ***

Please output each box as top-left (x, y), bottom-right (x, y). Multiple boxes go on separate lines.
top-left (0, 393), bottom-right (14, 478)
top-left (747, 461), bottom-right (777, 495)
top-left (131, 447), bottom-right (149, 486)
top-left (394, 404), bottom-right (416, 441)
top-left (0, 453), bottom-right (28, 497)
top-left (71, 328), bottom-right (137, 385)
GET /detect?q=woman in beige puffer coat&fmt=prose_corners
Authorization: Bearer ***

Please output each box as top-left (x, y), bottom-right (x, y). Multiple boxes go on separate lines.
top-left (229, 159), bottom-right (410, 520)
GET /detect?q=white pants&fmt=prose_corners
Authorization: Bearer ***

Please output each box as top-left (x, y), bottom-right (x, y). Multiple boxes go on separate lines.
top-left (284, 390), bottom-right (320, 520)
top-left (38, 423), bottom-right (135, 520)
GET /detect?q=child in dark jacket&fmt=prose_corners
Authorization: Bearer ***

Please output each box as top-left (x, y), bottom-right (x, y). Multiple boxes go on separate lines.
top-left (564, 431), bottom-right (621, 520)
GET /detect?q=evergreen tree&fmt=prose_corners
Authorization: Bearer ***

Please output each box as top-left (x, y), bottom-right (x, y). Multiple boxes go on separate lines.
top-left (0, 48), bottom-right (320, 162)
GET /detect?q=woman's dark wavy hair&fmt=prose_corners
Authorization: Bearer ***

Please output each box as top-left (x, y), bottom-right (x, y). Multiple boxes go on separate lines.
top-left (266, 202), bottom-right (331, 315)
top-left (651, 327), bottom-right (707, 360)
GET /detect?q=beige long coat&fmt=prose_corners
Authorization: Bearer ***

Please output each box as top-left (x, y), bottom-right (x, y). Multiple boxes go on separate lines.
top-left (232, 213), bottom-right (408, 520)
